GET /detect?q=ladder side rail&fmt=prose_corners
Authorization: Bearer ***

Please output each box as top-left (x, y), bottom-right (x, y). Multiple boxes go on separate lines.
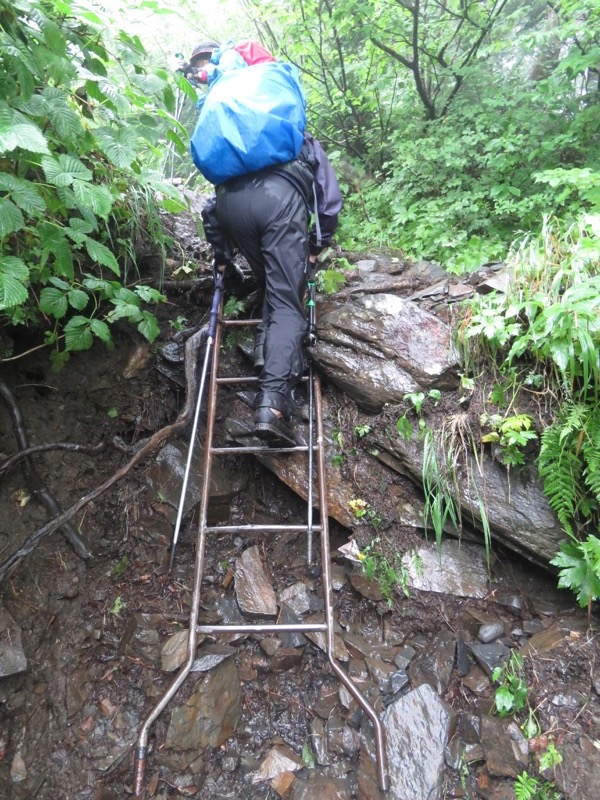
top-left (314, 374), bottom-right (390, 793)
top-left (134, 298), bottom-right (225, 796)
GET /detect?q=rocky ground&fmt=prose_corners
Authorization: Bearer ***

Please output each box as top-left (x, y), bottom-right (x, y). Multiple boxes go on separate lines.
top-left (1, 224), bottom-right (599, 800)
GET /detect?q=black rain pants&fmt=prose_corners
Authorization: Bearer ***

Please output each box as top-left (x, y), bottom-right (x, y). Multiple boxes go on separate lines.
top-left (216, 171), bottom-right (309, 419)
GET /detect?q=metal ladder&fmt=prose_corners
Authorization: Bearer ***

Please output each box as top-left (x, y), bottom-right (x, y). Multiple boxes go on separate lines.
top-left (133, 292), bottom-right (389, 796)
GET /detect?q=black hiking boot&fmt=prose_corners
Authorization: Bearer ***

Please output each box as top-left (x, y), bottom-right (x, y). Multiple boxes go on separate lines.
top-left (253, 407), bottom-right (296, 448)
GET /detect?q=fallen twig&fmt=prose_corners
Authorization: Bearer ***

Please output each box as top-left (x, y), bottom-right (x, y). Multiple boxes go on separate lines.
top-left (0, 327), bottom-right (207, 583)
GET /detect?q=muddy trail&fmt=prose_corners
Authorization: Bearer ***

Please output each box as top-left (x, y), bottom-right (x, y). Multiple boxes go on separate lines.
top-left (1, 248), bottom-right (599, 800)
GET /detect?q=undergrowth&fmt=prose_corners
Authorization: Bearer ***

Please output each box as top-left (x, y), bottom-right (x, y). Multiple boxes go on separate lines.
top-left (459, 214), bottom-right (600, 611)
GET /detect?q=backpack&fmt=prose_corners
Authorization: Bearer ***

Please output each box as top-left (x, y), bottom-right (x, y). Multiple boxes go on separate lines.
top-left (190, 61), bottom-right (306, 186)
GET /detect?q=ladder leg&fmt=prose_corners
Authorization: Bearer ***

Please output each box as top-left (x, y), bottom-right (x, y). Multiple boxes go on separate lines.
top-left (134, 301), bottom-right (224, 797)
top-left (314, 374), bottom-right (390, 793)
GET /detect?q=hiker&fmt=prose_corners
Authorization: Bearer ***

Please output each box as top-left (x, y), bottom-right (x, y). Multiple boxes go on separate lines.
top-left (199, 124), bottom-right (342, 447)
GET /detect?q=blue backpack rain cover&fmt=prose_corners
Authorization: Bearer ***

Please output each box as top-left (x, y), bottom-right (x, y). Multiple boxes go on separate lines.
top-left (190, 62), bottom-right (306, 185)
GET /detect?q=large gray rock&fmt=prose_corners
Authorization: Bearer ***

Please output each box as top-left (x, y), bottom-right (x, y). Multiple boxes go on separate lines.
top-left (164, 658), bottom-right (241, 754)
top-left (383, 683), bottom-right (455, 800)
top-left (381, 432), bottom-right (564, 566)
top-left (313, 294), bottom-right (459, 412)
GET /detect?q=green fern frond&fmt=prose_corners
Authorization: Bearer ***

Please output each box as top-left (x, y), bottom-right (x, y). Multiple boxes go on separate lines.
top-left (539, 423), bottom-right (581, 534)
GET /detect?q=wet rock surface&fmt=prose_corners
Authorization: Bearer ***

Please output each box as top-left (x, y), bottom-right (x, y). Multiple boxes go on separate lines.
top-left (0, 241), bottom-right (598, 800)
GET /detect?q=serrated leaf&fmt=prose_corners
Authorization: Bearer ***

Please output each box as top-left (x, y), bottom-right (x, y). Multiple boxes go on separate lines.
top-left (138, 311), bottom-right (160, 342)
top-left (0, 122), bottom-right (50, 155)
top-left (108, 299), bottom-right (142, 322)
top-left (0, 173), bottom-right (46, 216)
top-left (68, 288), bottom-right (88, 310)
top-left (98, 78), bottom-right (129, 111)
top-left (0, 198), bottom-right (25, 236)
top-left (0, 256), bottom-right (29, 309)
top-left (135, 285), bottom-right (165, 304)
top-left (47, 103), bottom-right (84, 140)
top-left (72, 181), bottom-right (113, 219)
top-left (0, 256), bottom-right (29, 281)
top-left (90, 318), bottom-right (111, 342)
top-left (15, 61), bottom-right (35, 101)
top-left (95, 127), bottom-right (137, 168)
top-left (0, 273), bottom-right (28, 310)
top-left (82, 274), bottom-right (119, 297)
top-left (64, 316), bottom-right (93, 351)
top-left (49, 276), bottom-right (70, 290)
top-left (38, 222), bottom-right (74, 279)
top-left (84, 238), bottom-right (119, 274)
top-left (42, 154), bottom-right (92, 186)
top-left (39, 287), bottom-right (68, 318)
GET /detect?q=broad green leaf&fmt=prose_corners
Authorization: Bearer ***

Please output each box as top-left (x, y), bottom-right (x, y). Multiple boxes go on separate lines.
top-left (159, 195), bottom-right (188, 213)
top-left (15, 61), bottom-right (35, 101)
top-left (64, 316), bottom-right (93, 351)
top-left (165, 128), bottom-right (187, 155)
top-left (0, 256), bottom-right (29, 281)
top-left (98, 79), bottom-right (129, 111)
top-left (172, 71), bottom-right (199, 102)
top-left (49, 277), bottom-right (70, 290)
top-left (47, 103), bottom-right (84, 140)
top-left (0, 122), bottom-right (50, 155)
top-left (90, 318), bottom-right (111, 342)
top-left (68, 288), bottom-right (89, 310)
top-left (0, 273), bottom-right (28, 310)
top-left (84, 238), bottom-right (119, 274)
top-left (38, 222), bottom-right (74, 279)
top-left (39, 287), bottom-right (68, 318)
top-left (72, 181), bottom-right (113, 219)
top-left (0, 173), bottom-right (46, 216)
top-left (494, 685), bottom-right (514, 716)
top-left (0, 198), bottom-right (25, 236)
top-left (138, 310), bottom-right (160, 342)
top-left (82, 274), bottom-right (119, 297)
top-left (135, 285), bottom-right (165, 304)
top-left (108, 299), bottom-right (142, 322)
top-left (42, 154), bottom-right (92, 186)
top-left (95, 127), bottom-right (137, 168)
top-left (0, 256), bottom-right (29, 309)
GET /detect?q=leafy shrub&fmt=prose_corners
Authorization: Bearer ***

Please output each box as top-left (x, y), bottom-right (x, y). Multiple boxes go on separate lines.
top-left (0, 0), bottom-right (187, 365)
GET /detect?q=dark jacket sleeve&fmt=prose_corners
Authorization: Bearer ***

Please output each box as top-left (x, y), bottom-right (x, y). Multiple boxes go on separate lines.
top-left (200, 194), bottom-right (231, 264)
top-left (305, 132), bottom-right (343, 256)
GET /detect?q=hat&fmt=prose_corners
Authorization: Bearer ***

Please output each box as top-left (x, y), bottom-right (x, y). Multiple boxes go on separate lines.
top-left (190, 40), bottom-right (218, 66)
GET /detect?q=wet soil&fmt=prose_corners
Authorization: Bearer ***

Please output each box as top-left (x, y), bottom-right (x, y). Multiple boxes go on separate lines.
top-left (0, 279), bottom-right (599, 800)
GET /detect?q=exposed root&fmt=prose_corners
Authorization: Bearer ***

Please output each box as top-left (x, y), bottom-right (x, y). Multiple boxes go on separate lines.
top-left (0, 440), bottom-right (106, 481)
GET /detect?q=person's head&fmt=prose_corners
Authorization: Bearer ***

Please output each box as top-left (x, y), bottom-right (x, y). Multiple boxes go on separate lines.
top-left (190, 40), bottom-right (218, 68)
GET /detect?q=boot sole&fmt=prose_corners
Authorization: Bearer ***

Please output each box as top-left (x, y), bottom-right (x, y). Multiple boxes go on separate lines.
top-left (254, 422), bottom-right (296, 447)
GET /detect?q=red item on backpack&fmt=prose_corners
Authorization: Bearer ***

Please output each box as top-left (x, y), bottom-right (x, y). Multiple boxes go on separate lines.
top-left (234, 40), bottom-right (276, 66)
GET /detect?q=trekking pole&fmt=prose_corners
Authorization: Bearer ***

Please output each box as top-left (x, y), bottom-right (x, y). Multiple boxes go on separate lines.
top-left (168, 268), bottom-right (224, 571)
top-left (305, 263), bottom-right (317, 564)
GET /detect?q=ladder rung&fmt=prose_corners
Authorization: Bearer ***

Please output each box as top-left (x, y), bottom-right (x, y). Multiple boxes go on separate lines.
top-left (216, 376), bottom-right (259, 385)
top-left (222, 318), bottom-right (261, 327)
top-left (196, 623), bottom-right (328, 634)
top-left (204, 524), bottom-right (322, 534)
top-left (216, 375), bottom-right (309, 385)
top-left (211, 445), bottom-right (312, 455)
